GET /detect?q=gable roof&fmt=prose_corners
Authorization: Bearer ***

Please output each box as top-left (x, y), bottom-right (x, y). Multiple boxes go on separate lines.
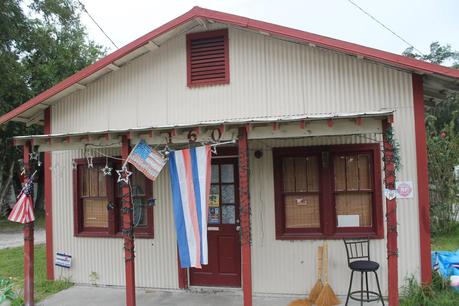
top-left (1, 6), bottom-right (459, 125)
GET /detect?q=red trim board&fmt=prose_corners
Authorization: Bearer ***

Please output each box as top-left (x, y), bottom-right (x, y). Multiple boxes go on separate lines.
top-left (1, 6), bottom-right (458, 125)
top-left (44, 107), bottom-right (54, 280)
top-left (412, 74), bottom-right (432, 284)
top-left (23, 141), bottom-right (34, 306)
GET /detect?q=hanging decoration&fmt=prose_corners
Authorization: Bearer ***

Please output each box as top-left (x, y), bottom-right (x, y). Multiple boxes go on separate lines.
top-left (8, 171), bottom-right (37, 224)
top-left (101, 158), bottom-right (112, 176)
top-left (382, 126), bottom-right (401, 173)
top-left (124, 139), bottom-right (167, 181)
top-left (29, 151), bottom-right (39, 161)
top-left (169, 145), bottom-right (211, 269)
top-left (116, 166), bottom-right (132, 184)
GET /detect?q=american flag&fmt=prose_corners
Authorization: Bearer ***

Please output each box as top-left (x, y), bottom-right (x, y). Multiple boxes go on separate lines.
top-left (126, 140), bottom-right (166, 181)
top-left (8, 172), bottom-right (36, 224)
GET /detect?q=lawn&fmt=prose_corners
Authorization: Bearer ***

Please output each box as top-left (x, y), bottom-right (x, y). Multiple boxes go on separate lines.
top-left (0, 244), bottom-right (73, 304)
top-left (431, 224), bottom-right (459, 251)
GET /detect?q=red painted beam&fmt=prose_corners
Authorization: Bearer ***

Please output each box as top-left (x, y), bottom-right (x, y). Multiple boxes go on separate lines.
top-left (44, 108), bottom-right (54, 280)
top-left (382, 120), bottom-right (399, 306)
top-left (23, 141), bottom-right (34, 306)
top-left (121, 135), bottom-right (136, 306)
top-left (238, 127), bottom-right (252, 306)
top-left (412, 74), bottom-right (432, 285)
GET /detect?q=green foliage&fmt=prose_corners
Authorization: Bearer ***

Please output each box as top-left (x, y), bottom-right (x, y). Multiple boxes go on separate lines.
top-left (0, 244), bottom-right (73, 303)
top-left (432, 223), bottom-right (459, 251)
top-left (0, 0), bottom-right (105, 206)
top-left (403, 41), bottom-right (459, 68)
top-left (0, 276), bottom-right (17, 303)
top-left (400, 272), bottom-right (459, 306)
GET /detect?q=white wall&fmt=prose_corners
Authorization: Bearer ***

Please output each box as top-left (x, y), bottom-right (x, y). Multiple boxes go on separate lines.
top-left (50, 23), bottom-right (420, 293)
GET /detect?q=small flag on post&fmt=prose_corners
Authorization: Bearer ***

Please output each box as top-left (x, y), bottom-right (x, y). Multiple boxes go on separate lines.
top-left (126, 140), bottom-right (167, 181)
top-left (8, 171), bottom-right (36, 224)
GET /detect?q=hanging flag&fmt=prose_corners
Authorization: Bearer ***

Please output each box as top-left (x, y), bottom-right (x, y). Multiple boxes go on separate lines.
top-left (169, 145), bottom-right (211, 269)
top-left (8, 172), bottom-right (36, 224)
top-left (126, 139), bottom-right (167, 181)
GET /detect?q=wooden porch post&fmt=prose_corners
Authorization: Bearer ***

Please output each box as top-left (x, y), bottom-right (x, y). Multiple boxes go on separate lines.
top-left (121, 135), bottom-right (136, 306)
top-left (238, 127), bottom-right (252, 306)
top-left (382, 118), bottom-right (399, 306)
top-left (23, 140), bottom-right (34, 306)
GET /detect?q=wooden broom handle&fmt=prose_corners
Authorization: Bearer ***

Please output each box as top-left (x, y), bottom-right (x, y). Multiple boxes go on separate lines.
top-left (323, 242), bottom-right (328, 282)
top-left (317, 246), bottom-right (323, 280)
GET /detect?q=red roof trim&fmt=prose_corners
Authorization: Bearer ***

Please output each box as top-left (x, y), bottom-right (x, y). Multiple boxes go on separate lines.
top-left (1, 6), bottom-right (459, 125)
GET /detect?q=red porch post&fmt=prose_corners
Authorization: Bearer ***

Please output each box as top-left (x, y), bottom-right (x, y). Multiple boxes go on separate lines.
top-left (121, 135), bottom-right (136, 306)
top-left (382, 118), bottom-right (399, 306)
top-left (412, 74), bottom-right (432, 285)
top-left (238, 127), bottom-right (252, 306)
top-left (44, 107), bottom-right (54, 280)
top-left (23, 141), bottom-right (34, 306)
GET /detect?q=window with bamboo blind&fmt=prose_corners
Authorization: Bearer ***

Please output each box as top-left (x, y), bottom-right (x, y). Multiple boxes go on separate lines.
top-left (273, 144), bottom-right (383, 240)
top-left (187, 29), bottom-right (229, 87)
top-left (73, 158), bottom-right (154, 238)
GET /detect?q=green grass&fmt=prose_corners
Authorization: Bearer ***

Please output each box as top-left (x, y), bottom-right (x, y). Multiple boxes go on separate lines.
top-left (432, 223), bottom-right (459, 251)
top-left (0, 209), bottom-right (46, 232)
top-left (0, 244), bottom-right (73, 304)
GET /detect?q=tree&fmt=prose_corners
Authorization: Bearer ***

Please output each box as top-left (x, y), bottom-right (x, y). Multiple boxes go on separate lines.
top-left (0, 0), bottom-right (105, 214)
top-left (404, 42), bottom-right (459, 234)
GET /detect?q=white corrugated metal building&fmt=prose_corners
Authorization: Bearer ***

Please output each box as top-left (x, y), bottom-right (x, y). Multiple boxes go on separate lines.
top-left (2, 7), bottom-right (459, 306)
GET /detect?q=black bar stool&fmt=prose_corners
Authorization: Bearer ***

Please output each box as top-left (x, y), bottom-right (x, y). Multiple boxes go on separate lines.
top-left (343, 239), bottom-right (385, 305)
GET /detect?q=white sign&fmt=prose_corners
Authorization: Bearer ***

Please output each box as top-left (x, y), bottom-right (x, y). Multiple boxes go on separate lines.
top-left (55, 252), bottom-right (72, 269)
top-left (396, 181), bottom-right (414, 199)
top-left (337, 215), bottom-right (360, 227)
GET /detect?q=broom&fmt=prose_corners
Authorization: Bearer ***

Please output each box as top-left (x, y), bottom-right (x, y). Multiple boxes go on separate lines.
top-left (308, 245), bottom-right (324, 302)
top-left (315, 242), bottom-right (340, 306)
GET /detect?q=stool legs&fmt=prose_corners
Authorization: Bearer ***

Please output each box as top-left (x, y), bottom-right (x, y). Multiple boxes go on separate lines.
top-left (374, 271), bottom-right (385, 306)
top-left (360, 272), bottom-right (364, 306)
top-left (345, 270), bottom-right (354, 306)
top-left (365, 272), bottom-right (370, 300)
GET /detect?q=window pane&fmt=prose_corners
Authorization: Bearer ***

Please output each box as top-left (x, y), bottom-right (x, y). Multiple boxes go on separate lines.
top-left (83, 199), bottom-right (108, 228)
top-left (80, 168), bottom-right (89, 197)
top-left (306, 156), bottom-right (319, 192)
top-left (294, 158), bottom-right (307, 192)
top-left (133, 197), bottom-right (147, 227)
top-left (89, 168), bottom-right (99, 197)
top-left (98, 170), bottom-right (107, 197)
top-left (358, 154), bottom-right (371, 190)
top-left (210, 184), bottom-right (220, 207)
top-left (221, 164), bottom-right (234, 183)
top-left (335, 192), bottom-right (372, 227)
top-left (132, 172), bottom-right (146, 196)
top-left (222, 184), bottom-right (235, 204)
top-left (222, 205), bottom-right (236, 224)
top-left (282, 158), bottom-right (296, 192)
top-left (334, 155), bottom-right (346, 191)
top-left (211, 164), bottom-right (219, 183)
top-left (284, 195), bottom-right (320, 228)
top-left (346, 155), bottom-right (359, 190)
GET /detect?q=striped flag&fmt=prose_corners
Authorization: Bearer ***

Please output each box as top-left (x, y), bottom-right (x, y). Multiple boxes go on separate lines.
top-left (8, 173), bottom-right (36, 224)
top-left (169, 146), bottom-right (211, 269)
top-left (126, 140), bottom-right (166, 181)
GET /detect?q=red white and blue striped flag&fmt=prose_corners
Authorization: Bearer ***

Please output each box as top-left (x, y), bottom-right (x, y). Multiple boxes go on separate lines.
top-left (8, 173), bottom-right (36, 224)
top-left (126, 140), bottom-right (167, 181)
top-left (169, 146), bottom-right (211, 268)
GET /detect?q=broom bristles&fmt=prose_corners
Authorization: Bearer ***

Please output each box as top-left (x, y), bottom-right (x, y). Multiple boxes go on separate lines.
top-left (308, 280), bottom-right (324, 302)
top-left (288, 298), bottom-right (312, 306)
top-left (315, 283), bottom-right (340, 306)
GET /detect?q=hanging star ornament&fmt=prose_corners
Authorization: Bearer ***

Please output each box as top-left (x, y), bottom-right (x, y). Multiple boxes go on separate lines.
top-left (101, 164), bottom-right (112, 176)
top-left (87, 156), bottom-right (94, 169)
top-left (116, 166), bottom-right (132, 184)
top-left (29, 151), bottom-right (39, 161)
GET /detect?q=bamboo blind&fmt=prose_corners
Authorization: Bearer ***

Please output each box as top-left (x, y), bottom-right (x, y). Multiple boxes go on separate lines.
top-left (83, 199), bottom-right (109, 228)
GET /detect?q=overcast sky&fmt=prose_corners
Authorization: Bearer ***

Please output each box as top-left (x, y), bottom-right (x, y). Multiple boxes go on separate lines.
top-left (79, 0), bottom-right (458, 58)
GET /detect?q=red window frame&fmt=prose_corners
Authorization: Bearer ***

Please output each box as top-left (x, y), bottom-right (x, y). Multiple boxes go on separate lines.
top-left (73, 157), bottom-right (154, 238)
top-left (186, 29), bottom-right (230, 87)
top-left (273, 144), bottom-right (383, 240)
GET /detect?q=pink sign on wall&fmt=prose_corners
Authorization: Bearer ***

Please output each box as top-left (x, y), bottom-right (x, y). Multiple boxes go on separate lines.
top-left (396, 181), bottom-right (414, 199)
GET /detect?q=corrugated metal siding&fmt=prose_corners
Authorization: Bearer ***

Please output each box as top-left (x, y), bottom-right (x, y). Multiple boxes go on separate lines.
top-left (52, 148), bottom-right (178, 288)
top-left (50, 24), bottom-right (420, 293)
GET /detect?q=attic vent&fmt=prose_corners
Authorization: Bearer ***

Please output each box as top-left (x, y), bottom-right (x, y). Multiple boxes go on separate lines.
top-left (187, 29), bottom-right (229, 87)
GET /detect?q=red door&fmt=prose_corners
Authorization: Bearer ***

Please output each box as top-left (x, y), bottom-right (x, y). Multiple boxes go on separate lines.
top-left (190, 156), bottom-right (241, 287)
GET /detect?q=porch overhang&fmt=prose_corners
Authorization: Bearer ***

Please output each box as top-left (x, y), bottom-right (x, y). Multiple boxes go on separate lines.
top-left (12, 110), bottom-right (394, 151)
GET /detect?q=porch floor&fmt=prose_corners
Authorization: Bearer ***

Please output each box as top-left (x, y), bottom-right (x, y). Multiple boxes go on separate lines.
top-left (37, 285), bottom-right (385, 306)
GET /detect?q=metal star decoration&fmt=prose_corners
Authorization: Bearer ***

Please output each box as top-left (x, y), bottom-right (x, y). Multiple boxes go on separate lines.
top-left (29, 151), bottom-right (39, 161)
top-left (101, 164), bottom-right (112, 176)
top-left (116, 166), bottom-right (132, 184)
top-left (87, 156), bottom-right (94, 169)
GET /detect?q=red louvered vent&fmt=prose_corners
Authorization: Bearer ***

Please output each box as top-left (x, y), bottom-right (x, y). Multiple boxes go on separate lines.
top-left (187, 29), bottom-right (229, 87)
